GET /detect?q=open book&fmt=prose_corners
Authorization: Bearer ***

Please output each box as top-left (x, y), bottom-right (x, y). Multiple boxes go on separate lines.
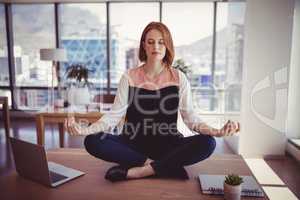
top-left (198, 174), bottom-right (264, 197)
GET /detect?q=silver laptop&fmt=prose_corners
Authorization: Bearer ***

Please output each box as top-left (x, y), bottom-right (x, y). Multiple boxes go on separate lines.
top-left (10, 137), bottom-right (85, 187)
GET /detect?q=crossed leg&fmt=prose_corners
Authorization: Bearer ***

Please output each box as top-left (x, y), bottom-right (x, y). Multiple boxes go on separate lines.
top-left (84, 132), bottom-right (154, 179)
top-left (84, 132), bottom-right (216, 180)
top-left (84, 132), bottom-right (148, 167)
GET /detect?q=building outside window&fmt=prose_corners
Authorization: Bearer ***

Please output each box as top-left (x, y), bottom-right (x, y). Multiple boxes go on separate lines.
top-left (11, 4), bottom-right (55, 109)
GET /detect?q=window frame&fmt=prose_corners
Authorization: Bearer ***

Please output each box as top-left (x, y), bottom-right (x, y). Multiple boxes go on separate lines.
top-left (2, 1), bottom-right (238, 113)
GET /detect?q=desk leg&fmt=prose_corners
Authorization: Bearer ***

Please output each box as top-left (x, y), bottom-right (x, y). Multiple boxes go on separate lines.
top-left (3, 100), bottom-right (10, 138)
top-left (36, 115), bottom-right (45, 146)
top-left (58, 123), bottom-right (65, 148)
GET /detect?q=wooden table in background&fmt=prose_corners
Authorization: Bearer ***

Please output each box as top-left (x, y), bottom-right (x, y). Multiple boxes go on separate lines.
top-left (35, 110), bottom-right (103, 147)
top-left (0, 96), bottom-right (11, 139)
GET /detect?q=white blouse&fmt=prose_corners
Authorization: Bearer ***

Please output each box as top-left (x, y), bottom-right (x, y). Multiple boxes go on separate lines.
top-left (81, 68), bottom-right (203, 137)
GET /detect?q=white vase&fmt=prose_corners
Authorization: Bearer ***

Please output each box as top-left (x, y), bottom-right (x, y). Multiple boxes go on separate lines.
top-left (67, 85), bottom-right (76, 106)
top-left (73, 86), bottom-right (90, 106)
top-left (67, 86), bottom-right (90, 107)
top-left (224, 182), bottom-right (242, 200)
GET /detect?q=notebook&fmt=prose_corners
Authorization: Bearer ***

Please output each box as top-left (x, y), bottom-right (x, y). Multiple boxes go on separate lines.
top-left (198, 174), bottom-right (264, 197)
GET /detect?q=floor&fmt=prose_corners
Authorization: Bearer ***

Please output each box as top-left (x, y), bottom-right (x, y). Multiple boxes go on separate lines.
top-left (0, 118), bottom-right (300, 198)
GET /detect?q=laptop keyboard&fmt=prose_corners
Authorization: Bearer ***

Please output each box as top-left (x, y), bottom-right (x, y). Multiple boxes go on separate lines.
top-left (49, 171), bottom-right (68, 183)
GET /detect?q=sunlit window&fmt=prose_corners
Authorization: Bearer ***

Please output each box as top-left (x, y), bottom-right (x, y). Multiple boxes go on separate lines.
top-left (0, 5), bottom-right (10, 86)
top-left (12, 4), bottom-right (55, 109)
top-left (2, 2), bottom-right (244, 112)
top-left (59, 4), bottom-right (107, 89)
top-left (110, 3), bottom-right (159, 88)
top-left (163, 2), bottom-right (215, 113)
top-left (12, 4), bottom-right (55, 87)
top-left (216, 2), bottom-right (245, 113)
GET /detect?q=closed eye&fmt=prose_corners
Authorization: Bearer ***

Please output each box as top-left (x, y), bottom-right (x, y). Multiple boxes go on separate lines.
top-left (147, 39), bottom-right (165, 45)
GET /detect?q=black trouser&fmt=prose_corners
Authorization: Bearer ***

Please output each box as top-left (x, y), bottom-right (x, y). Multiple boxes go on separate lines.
top-left (84, 132), bottom-right (216, 175)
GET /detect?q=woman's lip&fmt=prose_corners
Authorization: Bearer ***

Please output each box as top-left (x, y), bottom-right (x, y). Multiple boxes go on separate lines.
top-left (152, 52), bottom-right (160, 54)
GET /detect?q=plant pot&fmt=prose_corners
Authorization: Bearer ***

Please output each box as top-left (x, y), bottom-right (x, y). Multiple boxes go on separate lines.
top-left (54, 98), bottom-right (64, 108)
top-left (224, 182), bottom-right (241, 200)
top-left (74, 87), bottom-right (90, 106)
top-left (67, 86), bottom-right (90, 107)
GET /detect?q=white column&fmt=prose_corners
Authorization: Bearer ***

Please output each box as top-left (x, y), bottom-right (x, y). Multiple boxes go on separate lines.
top-left (287, 0), bottom-right (300, 139)
top-left (238, 0), bottom-right (294, 157)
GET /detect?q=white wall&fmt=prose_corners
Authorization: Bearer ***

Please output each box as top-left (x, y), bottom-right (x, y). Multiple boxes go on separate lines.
top-left (238, 0), bottom-right (294, 157)
top-left (287, 0), bottom-right (300, 139)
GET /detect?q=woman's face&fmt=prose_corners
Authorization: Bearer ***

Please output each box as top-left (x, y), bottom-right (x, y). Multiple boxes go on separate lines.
top-left (143, 29), bottom-right (166, 62)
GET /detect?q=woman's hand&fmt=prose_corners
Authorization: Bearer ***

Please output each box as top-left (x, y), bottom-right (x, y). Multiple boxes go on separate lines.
top-left (214, 120), bottom-right (240, 137)
top-left (64, 116), bottom-right (84, 136)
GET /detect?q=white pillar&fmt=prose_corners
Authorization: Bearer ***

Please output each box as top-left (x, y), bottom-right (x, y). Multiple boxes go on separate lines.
top-left (287, 0), bottom-right (300, 139)
top-left (238, 0), bottom-right (294, 157)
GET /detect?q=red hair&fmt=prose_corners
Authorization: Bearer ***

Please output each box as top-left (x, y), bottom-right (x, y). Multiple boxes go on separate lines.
top-left (138, 22), bottom-right (174, 67)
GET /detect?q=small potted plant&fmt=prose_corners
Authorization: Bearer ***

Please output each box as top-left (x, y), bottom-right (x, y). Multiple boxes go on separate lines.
top-left (65, 63), bottom-right (92, 107)
top-left (224, 174), bottom-right (243, 200)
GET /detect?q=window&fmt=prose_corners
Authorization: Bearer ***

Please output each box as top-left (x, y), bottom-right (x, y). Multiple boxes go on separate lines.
top-left (216, 2), bottom-right (245, 113)
top-left (12, 4), bottom-right (55, 87)
top-left (3, 2), bottom-right (244, 112)
top-left (110, 3), bottom-right (159, 88)
top-left (59, 4), bottom-right (107, 90)
top-left (0, 4), bottom-right (9, 86)
top-left (162, 2), bottom-right (215, 113)
top-left (0, 90), bottom-right (12, 107)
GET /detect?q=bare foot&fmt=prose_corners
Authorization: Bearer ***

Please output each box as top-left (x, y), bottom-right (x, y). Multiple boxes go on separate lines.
top-left (127, 164), bottom-right (155, 179)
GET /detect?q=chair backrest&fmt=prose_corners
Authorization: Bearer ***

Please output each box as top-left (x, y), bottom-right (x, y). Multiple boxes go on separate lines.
top-left (93, 94), bottom-right (115, 104)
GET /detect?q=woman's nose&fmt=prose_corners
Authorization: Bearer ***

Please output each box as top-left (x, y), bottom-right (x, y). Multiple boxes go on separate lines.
top-left (154, 42), bottom-right (160, 49)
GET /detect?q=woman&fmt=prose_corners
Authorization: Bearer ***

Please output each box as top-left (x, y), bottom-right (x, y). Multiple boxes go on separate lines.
top-left (65, 22), bottom-right (240, 182)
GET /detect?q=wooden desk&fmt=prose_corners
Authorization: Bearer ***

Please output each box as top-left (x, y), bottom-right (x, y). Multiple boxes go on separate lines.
top-left (0, 149), bottom-right (268, 200)
top-left (35, 110), bottom-right (103, 147)
top-left (0, 96), bottom-right (11, 138)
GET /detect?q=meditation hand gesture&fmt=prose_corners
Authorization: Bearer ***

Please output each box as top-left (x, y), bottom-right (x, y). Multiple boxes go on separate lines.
top-left (64, 116), bottom-right (84, 136)
top-left (214, 120), bottom-right (240, 137)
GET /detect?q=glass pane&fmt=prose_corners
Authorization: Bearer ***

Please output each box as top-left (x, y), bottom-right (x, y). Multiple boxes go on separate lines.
top-left (12, 4), bottom-right (55, 87)
top-left (0, 90), bottom-right (12, 107)
top-left (59, 4), bottom-right (107, 89)
top-left (15, 89), bottom-right (50, 110)
top-left (0, 4), bottom-right (9, 86)
top-left (110, 3), bottom-right (159, 88)
top-left (216, 2), bottom-right (245, 112)
top-left (163, 2), bottom-right (214, 112)
top-left (192, 88), bottom-right (225, 114)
